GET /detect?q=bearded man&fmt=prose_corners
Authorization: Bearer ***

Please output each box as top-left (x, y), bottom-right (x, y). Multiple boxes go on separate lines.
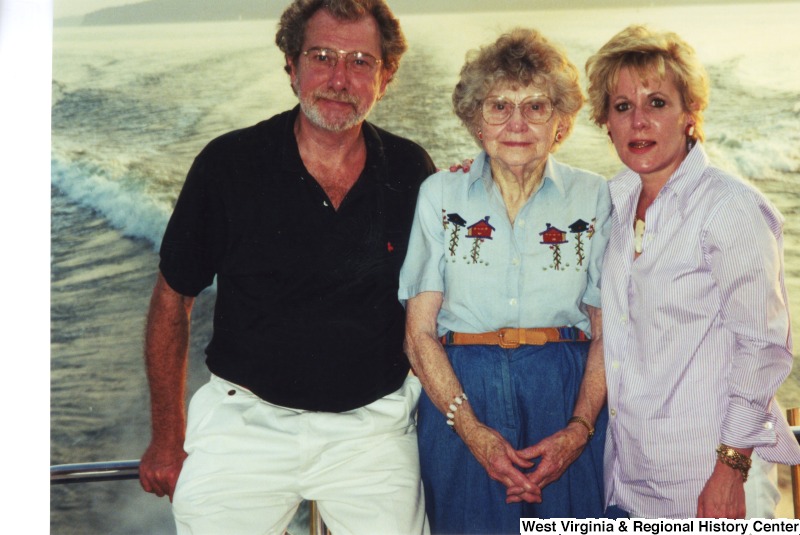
top-left (138, 1), bottom-right (435, 533)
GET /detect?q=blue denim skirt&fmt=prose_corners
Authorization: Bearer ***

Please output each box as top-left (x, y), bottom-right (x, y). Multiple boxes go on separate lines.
top-left (417, 342), bottom-right (609, 534)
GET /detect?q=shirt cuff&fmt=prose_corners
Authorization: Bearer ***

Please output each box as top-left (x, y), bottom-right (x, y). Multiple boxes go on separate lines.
top-left (720, 402), bottom-right (778, 449)
top-left (397, 279), bottom-right (444, 304)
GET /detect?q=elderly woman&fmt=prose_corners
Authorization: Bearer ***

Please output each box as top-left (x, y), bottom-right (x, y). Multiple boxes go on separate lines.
top-left (399, 29), bottom-right (612, 532)
top-left (585, 25), bottom-right (800, 518)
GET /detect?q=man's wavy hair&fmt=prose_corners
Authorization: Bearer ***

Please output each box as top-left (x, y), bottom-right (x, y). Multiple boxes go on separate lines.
top-left (452, 28), bottom-right (585, 150)
top-left (585, 25), bottom-right (710, 142)
top-left (276, 0), bottom-right (407, 83)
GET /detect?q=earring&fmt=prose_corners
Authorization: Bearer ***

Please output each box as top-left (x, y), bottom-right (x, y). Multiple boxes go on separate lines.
top-left (555, 131), bottom-right (563, 143)
top-left (686, 124), bottom-right (697, 151)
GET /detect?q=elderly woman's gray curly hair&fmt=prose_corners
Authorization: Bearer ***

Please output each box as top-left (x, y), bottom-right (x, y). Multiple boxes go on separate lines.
top-left (452, 28), bottom-right (584, 149)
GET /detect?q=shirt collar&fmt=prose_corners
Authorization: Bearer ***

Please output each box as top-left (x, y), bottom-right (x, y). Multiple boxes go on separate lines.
top-left (542, 155), bottom-right (566, 197)
top-left (609, 142), bottom-right (709, 221)
top-left (280, 105), bottom-right (387, 185)
top-left (467, 151), bottom-right (565, 198)
top-left (279, 105), bottom-right (304, 172)
top-left (663, 142), bottom-right (709, 208)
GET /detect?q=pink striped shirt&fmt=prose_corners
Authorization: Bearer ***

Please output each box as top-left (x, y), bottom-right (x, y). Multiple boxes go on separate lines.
top-left (601, 144), bottom-right (800, 517)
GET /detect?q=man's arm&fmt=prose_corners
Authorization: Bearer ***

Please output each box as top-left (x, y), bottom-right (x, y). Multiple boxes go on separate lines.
top-left (139, 272), bottom-right (194, 501)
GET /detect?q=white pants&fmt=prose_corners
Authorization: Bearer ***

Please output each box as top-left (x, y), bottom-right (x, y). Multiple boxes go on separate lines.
top-left (173, 374), bottom-right (429, 535)
top-left (745, 452), bottom-right (780, 519)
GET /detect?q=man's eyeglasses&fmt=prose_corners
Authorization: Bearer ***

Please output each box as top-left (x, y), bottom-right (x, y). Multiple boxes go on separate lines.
top-left (481, 96), bottom-right (554, 125)
top-left (302, 47), bottom-right (383, 76)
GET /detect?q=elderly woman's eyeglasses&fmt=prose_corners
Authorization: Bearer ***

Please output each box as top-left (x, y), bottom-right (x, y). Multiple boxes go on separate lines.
top-left (302, 47), bottom-right (383, 76)
top-left (481, 96), bottom-right (554, 125)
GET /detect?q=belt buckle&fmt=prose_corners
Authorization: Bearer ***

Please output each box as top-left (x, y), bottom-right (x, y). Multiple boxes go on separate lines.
top-left (498, 328), bottom-right (520, 349)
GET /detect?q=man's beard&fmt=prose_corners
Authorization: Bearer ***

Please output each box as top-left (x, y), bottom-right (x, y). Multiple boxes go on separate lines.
top-left (298, 89), bottom-right (374, 133)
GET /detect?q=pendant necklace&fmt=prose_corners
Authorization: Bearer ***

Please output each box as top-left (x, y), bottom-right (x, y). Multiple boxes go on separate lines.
top-left (634, 218), bottom-right (646, 254)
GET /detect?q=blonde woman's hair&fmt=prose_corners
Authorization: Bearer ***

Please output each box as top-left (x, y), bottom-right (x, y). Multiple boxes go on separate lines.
top-left (585, 24), bottom-right (710, 142)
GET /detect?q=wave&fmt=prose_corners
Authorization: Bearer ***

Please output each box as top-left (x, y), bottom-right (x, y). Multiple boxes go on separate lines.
top-left (708, 127), bottom-right (800, 183)
top-left (51, 156), bottom-right (173, 251)
top-left (709, 135), bottom-right (800, 181)
top-left (701, 57), bottom-right (800, 183)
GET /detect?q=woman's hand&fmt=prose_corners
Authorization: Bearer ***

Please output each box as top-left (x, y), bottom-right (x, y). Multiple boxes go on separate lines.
top-left (406, 293), bottom-right (542, 504)
top-left (507, 424), bottom-right (589, 501)
top-left (459, 421), bottom-right (542, 504)
top-left (696, 460), bottom-right (747, 518)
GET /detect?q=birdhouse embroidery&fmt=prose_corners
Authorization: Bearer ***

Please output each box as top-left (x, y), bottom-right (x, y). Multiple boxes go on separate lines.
top-left (446, 213), bottom-right (468, 256)
top-left (539, 223), bottom-right (568, 271)
top-left (569, 219), bottom-right (590, 267)
top-left (539, 223), bottom-right (567, 244)
top-left (467, 216), bottom-right (495, 239)
top-left (465, 216), bottom-right (494, 264)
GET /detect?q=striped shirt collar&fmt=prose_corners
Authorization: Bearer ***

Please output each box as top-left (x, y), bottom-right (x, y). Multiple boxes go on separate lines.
top-left (609, 143), bottom-right (710, 222)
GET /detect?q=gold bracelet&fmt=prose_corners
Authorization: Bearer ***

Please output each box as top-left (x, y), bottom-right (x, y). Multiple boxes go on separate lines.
top-left (715, 444), bottom-right (752, 482)
top-left (568, 416), bottom-right (594, 441)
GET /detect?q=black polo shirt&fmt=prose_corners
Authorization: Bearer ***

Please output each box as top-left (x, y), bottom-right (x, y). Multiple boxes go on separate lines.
top-left (159, 107), bottom-right (435, 412)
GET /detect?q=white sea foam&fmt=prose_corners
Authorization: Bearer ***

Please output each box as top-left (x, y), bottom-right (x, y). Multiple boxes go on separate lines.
top-left (51, 156), bottom-right (172, 250)
top-left (51, 4), bottom-right (800, 237)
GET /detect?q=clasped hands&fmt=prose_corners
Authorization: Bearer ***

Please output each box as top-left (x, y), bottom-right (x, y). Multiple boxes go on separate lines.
top-left (461, 422), bottom-right (589, 504)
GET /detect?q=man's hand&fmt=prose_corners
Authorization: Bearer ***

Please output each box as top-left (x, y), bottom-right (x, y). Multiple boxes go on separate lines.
top-left (448, 158), bottom-right (474, 173)
top-left (696, 460), bottom-right (747, 518)
top-left (139, 441), bottom-right (187, 501)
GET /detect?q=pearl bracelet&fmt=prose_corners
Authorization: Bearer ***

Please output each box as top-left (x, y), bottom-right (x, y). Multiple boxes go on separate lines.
top-left (445, 392), bottom-right (468, 431)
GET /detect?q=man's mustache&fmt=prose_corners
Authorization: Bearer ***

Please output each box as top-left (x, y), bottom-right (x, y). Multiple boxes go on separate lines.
top-left (313, 90), bottom-right (358, 106)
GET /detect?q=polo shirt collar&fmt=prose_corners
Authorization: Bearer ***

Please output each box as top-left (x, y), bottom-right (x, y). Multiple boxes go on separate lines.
top-left (279, 105), bottom-right (304, 173)
top-left (278, 105), bottom-right (388, 186)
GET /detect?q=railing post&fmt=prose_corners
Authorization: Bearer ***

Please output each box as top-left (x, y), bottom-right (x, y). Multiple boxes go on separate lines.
top-left (309, 501), bottom-right (331, 535)
top-left (787, 408), bottom-right (800, 519)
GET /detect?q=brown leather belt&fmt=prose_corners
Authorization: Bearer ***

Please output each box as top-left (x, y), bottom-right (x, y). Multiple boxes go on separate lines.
top-left (440, 327), bottom-right (587, 349)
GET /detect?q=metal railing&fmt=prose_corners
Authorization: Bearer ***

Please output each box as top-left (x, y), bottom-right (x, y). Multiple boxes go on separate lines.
top-left (50, 461), bottom-right (331, 534)
top-left (51, 459), bottom-right (140, 485)
top-left (787, 411), bottom-right (800, 519)
top-left (50, 419), bottom-right (800, 528)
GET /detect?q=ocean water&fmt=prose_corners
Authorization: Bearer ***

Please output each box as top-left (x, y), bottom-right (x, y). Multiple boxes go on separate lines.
top-left (51, 3), bottom-right (800, 533)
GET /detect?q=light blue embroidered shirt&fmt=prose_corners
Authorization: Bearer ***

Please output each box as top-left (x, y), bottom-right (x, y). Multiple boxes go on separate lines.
top-left (399, 151), bottom-right (611, 337)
